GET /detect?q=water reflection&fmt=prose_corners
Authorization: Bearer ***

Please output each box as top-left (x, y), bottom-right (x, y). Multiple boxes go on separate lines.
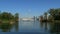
top-left (15, 21), bottom-right (19, 32)
top-left (40, 22), bottom-right (43, 28)
top-left (45, 22), bottom-right (48, 31)
top-left (0, 21), bottom-right (19, 32)
top-left (40, 22), bottom-right (50, 33)
top-left (40, 21), bottom-right (60, 34)
top-left (40, 22), bottom-right (47, 29)
top-left (0, 20), bottom-right (60, 34)
top-left (0, 23), bottom-right (12, 32)
top-left (50, 22), bottom-right (60, 34)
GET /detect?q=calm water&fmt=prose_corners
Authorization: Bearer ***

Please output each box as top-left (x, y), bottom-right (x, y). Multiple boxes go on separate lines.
top-left (19, 21), bottom-right (50, 32)
top-left (6, 20), bottom-right (51, 34)
top-left (0, 20), bottom-right (52, 34)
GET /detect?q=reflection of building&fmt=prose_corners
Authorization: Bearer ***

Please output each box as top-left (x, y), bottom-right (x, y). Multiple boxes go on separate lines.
top-left (33, 16), bottom-right (37, 21)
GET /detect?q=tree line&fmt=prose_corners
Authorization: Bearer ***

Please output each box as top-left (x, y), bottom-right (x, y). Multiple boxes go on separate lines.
top-left (0, 11), bottom-right (19, 23)
top-left (40, 8), bottom-right (60, 22)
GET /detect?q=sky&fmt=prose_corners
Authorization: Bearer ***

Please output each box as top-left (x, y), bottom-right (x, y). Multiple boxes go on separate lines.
top-left (0, 0), bottom-right (60, 18)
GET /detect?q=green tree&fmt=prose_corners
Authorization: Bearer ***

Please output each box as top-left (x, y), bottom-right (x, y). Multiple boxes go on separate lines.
top-left (48, 8), bottom-right (60, 20)
top-left (44, 12), bottom-right (48, 20)
top-left (15, 13), bottom-right (19, 21)
top-left (49, 8), bottom-right (60, 16)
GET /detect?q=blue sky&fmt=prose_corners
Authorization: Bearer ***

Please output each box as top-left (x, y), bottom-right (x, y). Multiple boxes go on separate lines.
top-left (0, 0), bottom-right (60, 18)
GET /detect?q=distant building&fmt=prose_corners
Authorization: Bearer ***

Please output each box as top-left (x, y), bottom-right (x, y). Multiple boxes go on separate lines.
top-left (21, 18), bottom-right (34, 21)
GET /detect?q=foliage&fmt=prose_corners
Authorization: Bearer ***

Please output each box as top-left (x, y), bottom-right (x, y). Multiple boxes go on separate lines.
top-left (49, 8), bottom-right (60, 17)
top-left (48, 8), bottom-right (60, 20)
top-left (0, 11), bottom-right (19, 32)
top-left (0, 12), bottom-right (19, 21)
top-left (15, 13), bottom-right (19, 21)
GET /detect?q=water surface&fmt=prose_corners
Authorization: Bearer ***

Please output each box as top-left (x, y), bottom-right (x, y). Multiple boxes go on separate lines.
top-left (0, 20), bottom-right (51, 34)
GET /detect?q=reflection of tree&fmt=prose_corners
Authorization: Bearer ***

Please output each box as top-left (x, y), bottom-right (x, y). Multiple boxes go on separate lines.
top-left (40, 22), bottom-right (48, 31)
top-left (45, 22), bottom-right (47, 31)
top-left (40, 22), bottom-right (43, 28)
top-left (50, 22), bottom-right (60, 34)
top-left (15, 22), bottom-right (19, 32)
top-left (0, 23), bottom-right (13, 32)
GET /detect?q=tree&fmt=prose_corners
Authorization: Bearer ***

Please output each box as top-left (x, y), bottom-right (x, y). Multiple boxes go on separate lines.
top-left (49, 9), bottom-right (55, 16)
top-left (49, 8), bottom-right (60, 16)
top-left (15, 13), bottom-right (19, 21)
top-left (0, 12), bottom-right (15, 20)
top-left (44, 12), bottom-right (48, 20)
top-left (48, 8), bottom-right (60, 20)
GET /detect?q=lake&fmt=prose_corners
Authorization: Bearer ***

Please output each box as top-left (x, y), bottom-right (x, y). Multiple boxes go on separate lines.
top-left (0, 20), bottom-right (59, 34)
top-left (9, 20), bottom-right (50, 34)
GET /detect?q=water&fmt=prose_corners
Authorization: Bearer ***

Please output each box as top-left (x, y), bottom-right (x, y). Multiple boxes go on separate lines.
top-left (19, 21), bottom-right (40, 32)
top-left (13, 20), bottom-right (50, 34)
top-left (0, 20), bottom-right (54, 34)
